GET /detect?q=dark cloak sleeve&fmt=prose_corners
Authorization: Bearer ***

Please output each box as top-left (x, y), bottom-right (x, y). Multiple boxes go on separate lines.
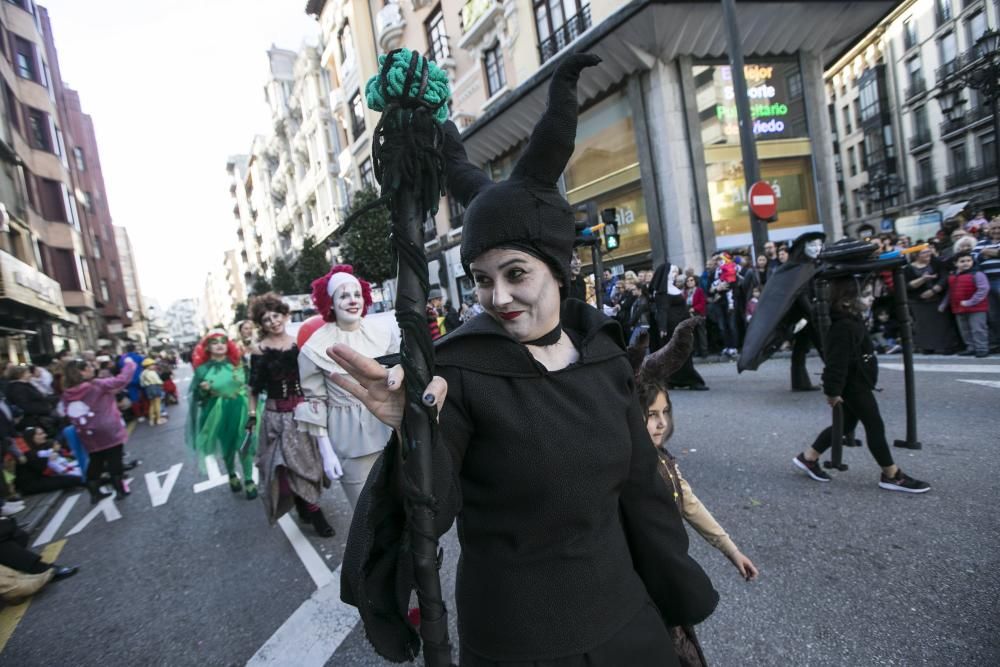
top-left (619, 374), bottom-right (720, 627)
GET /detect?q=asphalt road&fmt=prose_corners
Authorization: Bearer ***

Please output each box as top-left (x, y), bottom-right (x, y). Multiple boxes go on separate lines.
top-left (2, 355), bottom-right (998, 666)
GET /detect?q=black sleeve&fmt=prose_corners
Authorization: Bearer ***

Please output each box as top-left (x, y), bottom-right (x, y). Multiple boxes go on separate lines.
top-left (619, 370), bottom-right (719, 627)
top-left (821, 319), bottom-right (854, 397)
top-left (248, 354), bottom-right (265, 396)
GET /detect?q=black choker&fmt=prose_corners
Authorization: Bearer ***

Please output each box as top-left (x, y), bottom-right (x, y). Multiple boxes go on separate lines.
top-left (524, 324), bottom-right (562, 347)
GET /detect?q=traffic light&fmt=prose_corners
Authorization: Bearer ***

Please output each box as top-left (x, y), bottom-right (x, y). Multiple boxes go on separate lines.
top-left (601, 209), bottom-right (620, 251)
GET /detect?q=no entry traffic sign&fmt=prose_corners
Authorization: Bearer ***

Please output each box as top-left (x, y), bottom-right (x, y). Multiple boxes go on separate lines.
top-left (748, 181), bottom-right (778, 221)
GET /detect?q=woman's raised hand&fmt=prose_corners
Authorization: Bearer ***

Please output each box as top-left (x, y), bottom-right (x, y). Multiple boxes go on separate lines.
top-left (326, 343), bottom-right (448, 431)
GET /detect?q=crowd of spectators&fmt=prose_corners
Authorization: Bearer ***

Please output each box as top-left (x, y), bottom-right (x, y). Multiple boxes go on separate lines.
top-left (591, 212), bottom-right (1000, 361)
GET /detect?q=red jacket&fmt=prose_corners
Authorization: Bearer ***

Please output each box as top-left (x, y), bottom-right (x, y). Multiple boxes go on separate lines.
top-left (947, 271), bottom-right (989, 314)
top-left (684, 287), bottom-right (706, 316)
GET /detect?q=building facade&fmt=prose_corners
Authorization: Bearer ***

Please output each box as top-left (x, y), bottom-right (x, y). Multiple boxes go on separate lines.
top-left (826, 0), bottom-right (999, 238)
top-left (305, 0), bottom-right (896, 306)
top-left (113, 224), bottom-right (148, 346)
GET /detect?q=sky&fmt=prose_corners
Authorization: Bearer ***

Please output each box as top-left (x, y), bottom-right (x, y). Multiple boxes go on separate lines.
top-left (40, 0), bottom-right (319, 307)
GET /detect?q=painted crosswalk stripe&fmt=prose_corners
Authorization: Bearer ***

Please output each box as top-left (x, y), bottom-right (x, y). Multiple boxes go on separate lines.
top-left (246, 565), bottom-right (358, 667)
top-left (276, 514), bottom-right (333, 588)
top-left (881, 363), bottom-right (1000, 373)
top-left (33, 494), bottom-right (81, 548)
top-left (957, 379), bottom-right (1000, 389)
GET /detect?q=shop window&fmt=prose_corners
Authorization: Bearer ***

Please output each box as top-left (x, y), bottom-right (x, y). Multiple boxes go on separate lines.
top-left (483, 44), bottom-right (505, 98)
top-left (564, 91), bottom-right (637, 193)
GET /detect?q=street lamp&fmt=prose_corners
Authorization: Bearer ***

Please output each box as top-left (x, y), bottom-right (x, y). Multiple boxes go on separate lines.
top-left (859, 169), bottom-right (904, 217)
top-left (935, 81), bottom-right (966, 124)
top-left (955, 28), bottom-right (1000, 203)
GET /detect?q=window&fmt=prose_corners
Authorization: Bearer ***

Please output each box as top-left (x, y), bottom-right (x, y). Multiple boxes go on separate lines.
top-left (852, 189), bottom-right (863, 218)
top-left (848, 146), bottom-right (858, 176)
top-left (359, 157), bottom-right (375, 189)
top-left (966, 12), bottom-right (988, 46)
top-left (858, 73), bottom-right (881, 122)
top-left (828, 104), bottom-right (838, 139)
top-left (786, 71), bottom-right (803, 100)
top-left (73, 147), bottom-right (85, 171)
top-left (938, 31), bottom-right (957, 67)
top-left (4, 84), bottom-right (19, 132)
top-left (918, 157), bottom-right (933, 186)
top-left (349, 92), bottom-right (365, 138)
top-left (913, 105), bottom-right (929, 136)
top-left (38, 177), bottom-right (66, 222)
top-left (853, 99), bottom-right (862, 129)
top-left (483, 44), bottom-right (506, 98)
top-left (907, 57), bottom-right (923, 88)
top-left (100, 279), bottom-right (110, 302)
top-left (842, 105), bottom-right (852, 134)
top-left (534, 0), bottom-right (590, 63)
top-left (425, 7), bottom-right (450, 63)
top-left (26, 106), bottom-right (51, 151)
top-left (884, 125), bottom-right (896, 160)
top-left (903, 18), bottom-right (918, 50)
top-left (92, 235), bottom-right (101, 259)
top-left (949, 142), bottom-right (966, 173)
top-left (338, 22), bottom-right (354, 67)
top-left (13, 35), bottom-right (37, 82)
top-left (83, 191), bottom-right (94, 213)
top-left (935, 0), bottom-right (952, 26)
top-left (980, 135), bottom-right (996, 170)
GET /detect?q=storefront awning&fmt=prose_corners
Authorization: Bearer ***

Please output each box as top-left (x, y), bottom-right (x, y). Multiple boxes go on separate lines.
top-left (460, 0), bottom-right (895, 165)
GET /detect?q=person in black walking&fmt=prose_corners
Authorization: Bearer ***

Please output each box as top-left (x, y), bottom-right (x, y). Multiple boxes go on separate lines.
top-left (792, 277), bottom-right (930, 493)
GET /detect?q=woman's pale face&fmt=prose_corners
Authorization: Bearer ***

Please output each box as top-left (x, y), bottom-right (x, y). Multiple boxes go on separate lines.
top-left (645, 392), bottom-right (672, 447)
top-left (685, 276), bottom-right (697, 289)
top-left (208, 339), bottom-right (228, 357)
top-left (756, 254), bottom-right (768, 269)
top-left (31, 429), bottom-right (47, 446)
top-left (917, 248), bottom-right (932, 263)
top-left (260, 311), bottom-right (287, 336)
top-left (239, 321), bottom-right (254, 339)
top-left (79, 363), bottom-right (96, 381)
top-left (470, 248), bottom-right (561, 343)
top-left (333, 284), bottom-right (363, 326)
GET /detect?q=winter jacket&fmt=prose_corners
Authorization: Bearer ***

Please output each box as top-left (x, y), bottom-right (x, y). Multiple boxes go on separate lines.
top-left (685, 287), bottom-right (706, 316)
top-left (4, 381), bottom-right (54, 417)
top-left (341, 300), bottom-right (718, 662)
top-left (821, 312), bottom-right (877, 397)
top-left (60, 358), bottom-right (135, 453)
top-left (944, 270), bottom-right (990, 314)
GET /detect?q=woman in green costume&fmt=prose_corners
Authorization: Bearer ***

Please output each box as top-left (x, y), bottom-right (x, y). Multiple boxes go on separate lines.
top-left (186, 328), bottom-right (256, 499)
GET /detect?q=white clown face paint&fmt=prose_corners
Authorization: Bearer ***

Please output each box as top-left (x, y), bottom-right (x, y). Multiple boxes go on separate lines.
top-left (333, 283), bottom-right (363, 329)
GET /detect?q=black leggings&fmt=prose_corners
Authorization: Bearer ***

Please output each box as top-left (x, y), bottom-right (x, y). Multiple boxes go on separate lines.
top-left (0, 521), bottom-right (48, 574)
top-left (811, 386), bottom-right (894, 468)
top-left (86, 444), bottom-right (124, 482)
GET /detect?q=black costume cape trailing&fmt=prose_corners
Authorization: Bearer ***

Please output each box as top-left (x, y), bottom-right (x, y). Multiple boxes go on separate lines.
top-left (342, 299), bottom-right (718, 662)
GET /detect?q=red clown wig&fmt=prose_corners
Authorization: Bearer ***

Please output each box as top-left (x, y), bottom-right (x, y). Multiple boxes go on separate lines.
top-left (310, 264), bottom-right (373, 323)
top-left (191, 329), bottom-right (242, 369)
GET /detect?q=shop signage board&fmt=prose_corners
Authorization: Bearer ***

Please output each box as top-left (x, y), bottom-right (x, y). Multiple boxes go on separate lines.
top-left (0, 249), bottom-right (68, 318)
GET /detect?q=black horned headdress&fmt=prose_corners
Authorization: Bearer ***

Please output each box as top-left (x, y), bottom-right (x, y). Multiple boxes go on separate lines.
top-left (442, 53), bottom-right (602, 285)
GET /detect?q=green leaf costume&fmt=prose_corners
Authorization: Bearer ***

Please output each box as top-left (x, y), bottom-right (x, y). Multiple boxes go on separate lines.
top-left (186, 359), bottom-right (254, 479)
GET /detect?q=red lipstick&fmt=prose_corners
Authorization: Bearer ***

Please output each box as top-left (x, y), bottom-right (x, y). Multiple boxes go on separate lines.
top-left (497, 311), bottom-right (524, 321)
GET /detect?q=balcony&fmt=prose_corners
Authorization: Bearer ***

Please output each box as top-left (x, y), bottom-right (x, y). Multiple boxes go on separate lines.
top-left (945, 165), bottom-right (994, 189)
top-left (935, 59), bottom-right (959, 82)
top-left (376, 2), bottom-right (405, 53)
top-left (913, 181), bottom-right (938, 199)
top-left (904, 76), bottom-right (927, 100)
top-left (908, 131), bottom-right (933, 151)
top-left (939, 103), bottom-right (992, 136)
top-left (539, 5), bottom-right (592, 65)
top-left (458, 0), bottom-right (504, 51)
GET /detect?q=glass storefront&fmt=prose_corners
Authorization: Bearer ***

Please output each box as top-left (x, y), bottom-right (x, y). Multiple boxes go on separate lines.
top-left (693, 61), bottom-right (822, 248)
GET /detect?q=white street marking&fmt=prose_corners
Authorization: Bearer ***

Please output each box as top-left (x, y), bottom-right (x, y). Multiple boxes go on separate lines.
top-left (193, 455), bottom-right (229, 493)
top-left (65, 497), bottom-right (122, 536)
top-left (881, 363), bottom-right (1000, 373)
top-left (276, 514), bottom-right (333, 588)
top-left (33, 494), bottom-right (82, 547)
top-left (145, 464), bottom-right (183, 507)
top-left (957, 379), bottom-right (1000, 389)
top-left (246, 566), bottom-right (358, 667)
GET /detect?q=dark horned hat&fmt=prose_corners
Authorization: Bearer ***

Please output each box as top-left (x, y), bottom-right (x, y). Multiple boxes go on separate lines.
top-left (443, 53), bottom-right (602, 285)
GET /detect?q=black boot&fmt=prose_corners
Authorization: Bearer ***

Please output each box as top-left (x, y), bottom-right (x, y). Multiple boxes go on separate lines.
top-left (293, 495), bottom-right (310, 520)
top-left (111, 476), bottom-right (130, 501)
top-left (308, 507), bottom-right (335, 538)
top-left (87, 480), bottom-right (111, 505)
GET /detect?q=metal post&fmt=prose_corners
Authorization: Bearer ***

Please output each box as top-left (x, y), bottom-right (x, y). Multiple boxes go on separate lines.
top-left (993, 95), bottom-right (1000, 203)
top-left (891, 265), bottom-right (921, 450)
top-left (592, 241), bottom-right (605, 310)
top-left (721, 0), bottom-right (769, 258)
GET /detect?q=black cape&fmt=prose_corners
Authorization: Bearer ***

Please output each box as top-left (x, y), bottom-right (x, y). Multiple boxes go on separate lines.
top-left (342, 299), bottom-right (718, 662)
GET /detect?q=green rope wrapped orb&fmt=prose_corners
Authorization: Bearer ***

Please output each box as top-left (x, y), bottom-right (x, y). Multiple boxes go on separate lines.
top-left (365, 48), bottom-right (451, 124)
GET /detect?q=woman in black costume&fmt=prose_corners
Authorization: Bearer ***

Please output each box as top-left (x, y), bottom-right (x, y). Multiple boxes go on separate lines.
top-left (247, 293), bottom-right (333, 537)
top-left (334, 55), bottom-right (717, 666)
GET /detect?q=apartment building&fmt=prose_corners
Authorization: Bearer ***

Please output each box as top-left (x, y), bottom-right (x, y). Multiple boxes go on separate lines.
top-left (0, 1), bottom-right (133, 361)
top-left (227, 43), bottom-right (344, 299)
top-left (113, 224), bottom-right (148, 346)
top-left (305, 0), bottom-right (896, 306)
top-left (826, 0), bottom-right (999, 237)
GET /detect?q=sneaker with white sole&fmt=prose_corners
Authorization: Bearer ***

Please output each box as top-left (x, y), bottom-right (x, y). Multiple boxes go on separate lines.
top-left (879, 470), bottom-right (930, 494)
top-left (793, 453), bottom-right (831, 482)
top-left (1, 501), bottom-right (26, 516)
